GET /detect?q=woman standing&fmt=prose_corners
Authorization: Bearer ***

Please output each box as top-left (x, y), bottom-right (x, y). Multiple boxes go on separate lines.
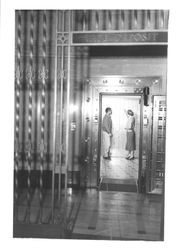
top-left (125, 109), bottom-right (136, 160)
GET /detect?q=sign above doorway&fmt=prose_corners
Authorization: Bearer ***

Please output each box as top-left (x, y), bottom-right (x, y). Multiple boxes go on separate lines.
top-left (71, 31), bottom-right (168, 46)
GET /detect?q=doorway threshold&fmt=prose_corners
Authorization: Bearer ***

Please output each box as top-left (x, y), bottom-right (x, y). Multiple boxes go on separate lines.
top-left (99, 178), bottom-right (138, 192)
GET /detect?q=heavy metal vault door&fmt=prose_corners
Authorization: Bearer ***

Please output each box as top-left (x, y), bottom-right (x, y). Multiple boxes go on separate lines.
top-left (148, 96), bottom-right (166, 193)
top-left (81, 76), bottom-right (163, 190)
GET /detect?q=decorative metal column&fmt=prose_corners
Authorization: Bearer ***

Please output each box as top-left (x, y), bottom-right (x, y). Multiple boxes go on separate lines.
top-left (56, 10), bottom-right (71, 201)
top-left (65, 10), bottom-right (71, 198)
top-left (14, 10), bottom-right (22, 222)
top-left (25, 11), bottom-right (35, 223)
top-left (51, 10), bottom-right (58, 222)
top-left (38, 10), bottom-right (48, 223)
top-left (57, 10), bottom-right (66, 202)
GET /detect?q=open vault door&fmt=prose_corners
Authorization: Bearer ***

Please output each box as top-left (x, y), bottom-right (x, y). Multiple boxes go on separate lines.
top-left (147, 96), bottom-right (166, 194)
top-left (80, 76), bottom-right (164, 193)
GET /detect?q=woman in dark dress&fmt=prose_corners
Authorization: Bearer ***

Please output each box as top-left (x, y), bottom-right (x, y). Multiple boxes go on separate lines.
top-left (125, 109), bottom-right (136, 160)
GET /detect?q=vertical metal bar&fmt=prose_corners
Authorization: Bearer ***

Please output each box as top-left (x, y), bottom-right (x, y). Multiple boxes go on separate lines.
top-left (146, 10), bottom-right (151, 29)
top-left (147, 99), bottom-right (153, 190)
top-left (152, 97), bottom-right (158, 192)
top-left (160, 99), bottom-right (166, 240)
top-left (87, 10), bottom-right (91, 30)
top-left (99, 10), bottom-right (104, 30)
top-left (58, 10), bottom-right (65, 201)
top-left (58, 59), bottom-right (63, 201)
top-left (90, 10), bottom-right (94, 30)
top-left (117, 10), bottom-right (121, 30)
top-left (134, 10), bottom-right (138, 29)
top-left (156, 10), bottom-right (160, 29)
top-left (95, 10), bottom-right (99, 30)
top-left (111, 10), bottom-right (116, 30)
top-left (154, 10), bottom-right (158, 29)
top-left (142, 10), bottom-right (146, 29)
top-left (164, 10), bottom-right (169, 29)
top-left (138, 95), bottom-right (143, 193)
top-left (25, 11), bottom-right (34, 223)
top-left (39, 10), bottom-right (47, 223)
top-left (151, 10), bottom-right (156, 29)
top-left (51, 10), bottom-right (58, 223)
top-left (160, 10), bottom-right (165, 29)
top-left (14, 10), bottom-right (22, 222)
top-left (161, 99), bottom-right (165, 185)
top-left (123, 10), bottom-right (129, 30)
top-left (130, 10), bottom-right (134, 30)
top-left (71, 9), bottom-right (74, 32)
top-left (83, 81), bottom-right (90, 187)
top-left (65, 10), bottom-right (71, 198)
top-left (120, 10), bottom-right (125, 30)
top-left (89, 86), bottom-right (94, 188)
top-left (108, 10), bottom-right (112, 30)
top-left (138, 10), bottom-right (143, 30)
top-left (83, 10), bottom-right (86, 31)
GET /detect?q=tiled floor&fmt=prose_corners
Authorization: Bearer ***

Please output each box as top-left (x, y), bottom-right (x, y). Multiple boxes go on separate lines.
top-left (72, 190), bottom-right (162, 240)
top-left (100, 156), bottom-right (139, 180)
top-left (14, 188), bottom-right (163, 240)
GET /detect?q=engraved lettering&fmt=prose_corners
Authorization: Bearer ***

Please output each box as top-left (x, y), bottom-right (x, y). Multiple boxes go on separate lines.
top-left (151, 32), bottom-right (158, 42)
top-left (142, 33), bottom-right (148, 41)
top-left (73, 31), bottom-right (166, 44)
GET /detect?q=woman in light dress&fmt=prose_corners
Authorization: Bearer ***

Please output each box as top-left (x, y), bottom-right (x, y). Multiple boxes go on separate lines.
top-left (124, 109), bottom-right (136, 160)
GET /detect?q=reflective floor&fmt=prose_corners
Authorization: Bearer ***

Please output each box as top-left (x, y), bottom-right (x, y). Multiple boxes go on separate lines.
top-left (14, 188), bottom-right (163, 240)
top-left (72, 190), bottom-right (162, 240)
top-left (100, 155), bottom-right (139, 179)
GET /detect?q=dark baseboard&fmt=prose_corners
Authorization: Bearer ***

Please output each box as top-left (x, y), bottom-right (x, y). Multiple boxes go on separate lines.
top-left (13, 223), bottom-right (64, 239)
top-left (14, 170), bottom-right (81, 189)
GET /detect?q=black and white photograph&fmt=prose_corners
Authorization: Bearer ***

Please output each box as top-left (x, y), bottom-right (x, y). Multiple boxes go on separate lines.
top-left (12, 9), bottom-right (168, 240)
top-left (1, 1), bottom-right (177, 249)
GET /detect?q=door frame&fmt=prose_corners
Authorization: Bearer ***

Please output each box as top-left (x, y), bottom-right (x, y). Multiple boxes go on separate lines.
top-left (97, 92), bottom-right (144, 189)
top-left (81, 75), bottom-right (161, 189)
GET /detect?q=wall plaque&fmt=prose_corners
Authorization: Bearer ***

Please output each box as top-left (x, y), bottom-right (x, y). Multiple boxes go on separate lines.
top-left (72, 31), bottom-right (167, 45)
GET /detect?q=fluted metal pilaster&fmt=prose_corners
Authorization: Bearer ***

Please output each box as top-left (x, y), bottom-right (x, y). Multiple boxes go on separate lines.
top-left (65, 10), bottom-right (71, 198)
top-left (25, 11), bottom-right (34, 223)
top-left (39, 10), bottom-right (47, 223)
top-left (51, 10), bottom-right (58, 223)
top-left (14, 10), bottom-right (22, 222)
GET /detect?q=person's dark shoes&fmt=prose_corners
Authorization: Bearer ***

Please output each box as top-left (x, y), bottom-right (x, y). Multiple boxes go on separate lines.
top-left (129, 156), bottom-right (134, 160)
top-left (107, 156), bottom-right (111, 160)
top-left (103, 156), bottom-right (111, 160)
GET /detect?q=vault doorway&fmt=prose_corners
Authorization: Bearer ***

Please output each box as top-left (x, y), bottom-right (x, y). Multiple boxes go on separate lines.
top-left (99, 94), bottom-right (142, 191)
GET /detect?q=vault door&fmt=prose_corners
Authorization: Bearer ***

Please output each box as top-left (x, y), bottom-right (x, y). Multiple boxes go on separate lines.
top-left (81, 76), bottom-right (160, 189)
top-left (81, 80), bottom-right (96, 187)
top-left (100, 95), bottom-right (141, 179)
top-left (148, 96), bottom-right (166, 194)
